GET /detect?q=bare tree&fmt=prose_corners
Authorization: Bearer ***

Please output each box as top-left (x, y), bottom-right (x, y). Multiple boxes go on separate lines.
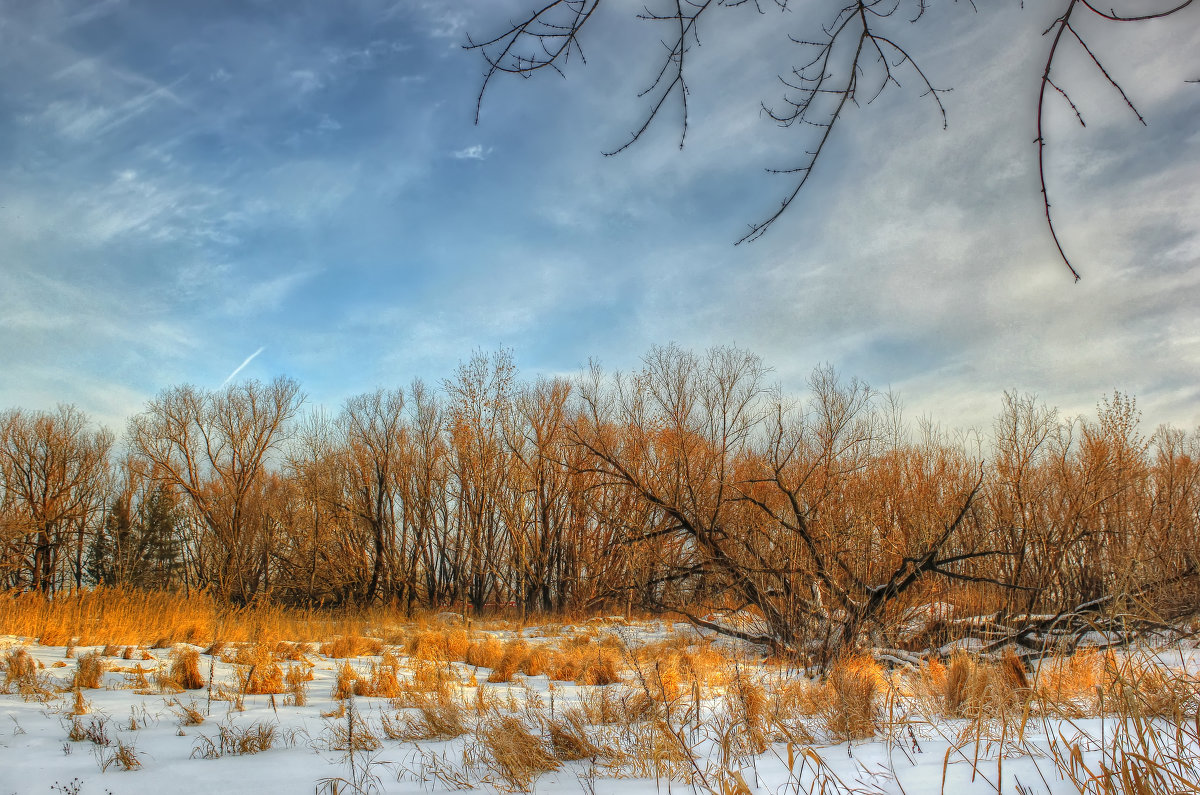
top-left (470, 0), bottom-right (1195, 278)
top-left (570, 346), bottom-right (1004, 663)
top-left (334, 389), bottom-right (407, 605)
top-left (403, 379), bottom-right (452, 612)
top-left (127, 377), bottom-right (303, 603)
top-left (0, 406), bottom-right (112, 593)
top-left (444, 350), bottom-right (517, 613)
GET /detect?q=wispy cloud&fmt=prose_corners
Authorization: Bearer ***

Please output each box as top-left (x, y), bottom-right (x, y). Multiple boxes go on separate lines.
top-left (221, 347), bottom-right (265, 387)
top-left (451, 144), bottom-right (491, 160)
top-left (0, 1), bottom-right (1196, 439)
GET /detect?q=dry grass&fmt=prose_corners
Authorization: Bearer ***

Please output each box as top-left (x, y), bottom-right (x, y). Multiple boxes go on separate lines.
top-left (99, 739), bottom-right (142, 771)
top-left (353, 653), bottom-right (404, 699)
top-left (325, 704), bottom-right (381, 752)
top-left (382, 690), bottom-right (469, 741)
top-left (913, 651), bottom-right (1029, 720)
top-left (332, 661), bottom-right (362, 700)
top-left (3, 648), bottom-right (36, 688)
top-left (192, 720), bottom-right (279, 758)
top-left (123, 663), bottom-right (151, 691)
top-left (575, 647), bottom-right (622, 686)
top-left (3, 648), bottom-right (53, 700)
top-left (1103, 652), bottom-right (1200, 719)
top-left (405, 627), bottom-right (470, 662)
top-left (73, 651), bottom-right (104, 689)
top-left (610, 717), bottom-right (694, 781)
top-left (170, 647), bottom-right (205, 690)
top-left (406, 659), bottom-right (458, 697)
top-left (235, 643), bottom-right (285, 694)
top-left (285, 663), bottom-right (311, 706)
top-left (1038, 654), bottom-right (1200, 794)
top-left (68, 715), bottom-right (111, 746)
top-left (478, 715), bottom-right (560, 792)
top-left (69, 687), bottom-right (90, 716)
top-left (168, 698), bottom-right (206, 726)
top-left (0, 587), bottom-right (419, 649)
top-left (579, 687), bottom-right (628, 725)
top-left (725, 670), bottom-right (770, 754)
top-left (817, 655), bottom-right (881, 742)
top-left (465, 636), bottom-right (504, 669)
top-left (1036, 648), bottom-right (1102, 714)
top-left (12, 590), bottom-right (1200, 791)
top-left (320, 635), bottom-right (383, 659)
top-left (273, 641), bottom-right (310, 660)
top-left (545, 708), bottom-right (606, 761)
top-left (488, 640), bottom-right (531, 683)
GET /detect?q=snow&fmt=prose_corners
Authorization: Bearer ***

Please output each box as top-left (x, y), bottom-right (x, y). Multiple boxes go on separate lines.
top-left (1, 630), bottom-right (1196, 795)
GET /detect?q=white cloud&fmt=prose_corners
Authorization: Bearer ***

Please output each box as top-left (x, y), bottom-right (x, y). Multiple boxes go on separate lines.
top-left (451, 144), bottom-right (491, 160)
top-left (289, 69), bottom-right (323, 94)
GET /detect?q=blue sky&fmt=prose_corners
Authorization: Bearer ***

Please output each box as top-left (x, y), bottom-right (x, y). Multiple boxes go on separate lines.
top-left (1, 0), bottom-right (1198, 436)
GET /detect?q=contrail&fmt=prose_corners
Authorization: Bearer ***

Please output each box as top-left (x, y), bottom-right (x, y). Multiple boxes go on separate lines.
top-left (220, 346), bottom-right (265, 387)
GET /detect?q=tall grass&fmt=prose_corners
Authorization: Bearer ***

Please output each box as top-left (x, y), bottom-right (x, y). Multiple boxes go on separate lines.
top-left (0, 587), bottom-right (409, 647)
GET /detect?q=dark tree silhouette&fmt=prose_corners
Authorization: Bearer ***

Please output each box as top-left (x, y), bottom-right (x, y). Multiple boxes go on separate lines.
top-left (468, 0), bottom-right (1195, 281)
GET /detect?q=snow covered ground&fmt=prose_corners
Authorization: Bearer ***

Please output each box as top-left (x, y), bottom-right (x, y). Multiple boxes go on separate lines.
top-left (1, 626), bottom-right (1197, 795)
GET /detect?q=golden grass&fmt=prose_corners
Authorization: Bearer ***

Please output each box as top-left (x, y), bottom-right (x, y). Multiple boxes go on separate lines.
top-left (912, 650), bottom-right (1030, 720)
top-left (235, 644), bottom-right (285, 695)
top-left (325, 704), bottom-right (381, 752)
top-left (579, 687), bottom-right (627, 725)
top-left (73, 651), bottom-right (104, 689)
top-left (0, 587), bottom-right (414, 648)
top-left (100, 739), bottom-right (142, 771)
top-left (404, 627), bottom-right (470, 662)
top-left (273, 641), bottom-right (309, 660)
top-left (725, 670), bottom-right (770, 754)
top-left (546, 708), bottom-right (606, 761)
top-left (69, 687), bottom-right (90, 716)
top-left (818, 655), bottom-right (881, 741)
top-left (488, 640), bottom-right (530, 683)
top-left (575, 647), bottom-right (622, 686)
top-left (1102, 652), bottom-right (1200, 719)
top-left (478, 716), bottom-right (560, 791)
top-left (169, 698), bottom-right (205, 726)
top-left (192, 720), bottom-right (279, 758)
top-left (319, 635), bottom-right (383, 659)
top-left (353, 653), bottom-right (404, 699)
top-left (382, 690), bottom-right (468, 741)
top-left (465, 636), bottom-right (504, 669)
top-left (2, 648), bottom-right (54, 699)
top-left (285, 663), bottom-right (312, 706)
top-left (68, 715), bottom-right (110, 745)
top-left (170, 647), bottom-right (205, 690)
top-left (1036, 648), bottom-right (1102, 712)
top-left (332, 661), bottom-right (361, 700)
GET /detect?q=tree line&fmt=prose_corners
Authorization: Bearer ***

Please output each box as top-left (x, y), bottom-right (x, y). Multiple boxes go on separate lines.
top-left (2, 346), bottom-right (1197, 657)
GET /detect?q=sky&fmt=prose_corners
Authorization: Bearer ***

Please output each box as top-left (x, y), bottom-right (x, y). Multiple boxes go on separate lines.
top-left (1, 0), bottom-right (1198, 439)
